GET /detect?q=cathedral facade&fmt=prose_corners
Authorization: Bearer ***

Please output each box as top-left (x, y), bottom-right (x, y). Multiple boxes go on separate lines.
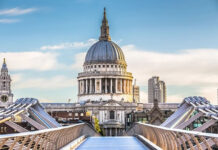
top-left (76, 8), bottom-right (135, 135)
top-left (77, 8), bottom-right (133, 103)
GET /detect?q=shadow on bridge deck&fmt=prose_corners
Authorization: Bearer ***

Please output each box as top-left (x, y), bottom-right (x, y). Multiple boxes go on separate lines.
top-left (76, 136), bottom-right (149, 150)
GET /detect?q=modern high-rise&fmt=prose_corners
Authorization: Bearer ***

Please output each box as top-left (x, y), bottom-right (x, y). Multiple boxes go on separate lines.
top-left (148, 76), bottom-right (166, 103)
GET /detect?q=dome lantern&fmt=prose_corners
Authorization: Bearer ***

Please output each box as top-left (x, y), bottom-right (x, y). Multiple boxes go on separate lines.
top-left (84, 8), bottom-right (126, 66)
top-left (99, 8), bottom-right (111, 41)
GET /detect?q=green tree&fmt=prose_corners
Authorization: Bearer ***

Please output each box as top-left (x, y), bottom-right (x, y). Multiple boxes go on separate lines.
top-left (94, 117), bottom-right (101, 133)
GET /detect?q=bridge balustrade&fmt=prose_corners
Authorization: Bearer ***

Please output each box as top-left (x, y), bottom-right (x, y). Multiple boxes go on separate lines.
top-left (0, 123), bottom-right (99, 150)
top-left (126, 123), bottom-right (218, 150)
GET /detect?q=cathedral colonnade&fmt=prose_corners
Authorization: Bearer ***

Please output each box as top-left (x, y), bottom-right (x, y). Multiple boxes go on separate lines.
top-left (78, 78), bottom-right (132, 95)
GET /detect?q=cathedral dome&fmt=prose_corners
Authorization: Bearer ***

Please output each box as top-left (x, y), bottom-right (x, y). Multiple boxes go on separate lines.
top-left (84, 40), bottom-right (126, 65)
top-left (84, 8), bottom-right (126, 66)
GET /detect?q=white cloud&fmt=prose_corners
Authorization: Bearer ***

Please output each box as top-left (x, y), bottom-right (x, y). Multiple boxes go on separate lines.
top-left (198, 86), bottom-right (218, 105)
top-left (0, 52), bottom-right (64, 71)
top-left (0, 8), bottom-right (37, 16)
top-left (0, 19), bottom-right (19, 23)
top-left (123, 45), bottom-right (218, 85)
top-left (122, 45), bottom-right (218, 104)
top-left (71, 52), bottom-right (86, 71)
top-left (13, 75), bottom-right (76, 89)
top-left (40, 39), bottom-right (98, 50)
top-left (167, 95), bottom-right (184, 103)
top-left (140, 91), bottom-right (148, 103)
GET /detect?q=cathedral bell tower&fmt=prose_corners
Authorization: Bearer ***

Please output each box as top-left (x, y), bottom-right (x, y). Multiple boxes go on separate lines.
top-left (0, 58), bottom-right (13, 107)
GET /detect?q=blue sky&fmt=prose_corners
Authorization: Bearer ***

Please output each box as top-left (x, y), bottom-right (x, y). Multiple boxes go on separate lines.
top-left (0, 0), bottom-right (218, 104)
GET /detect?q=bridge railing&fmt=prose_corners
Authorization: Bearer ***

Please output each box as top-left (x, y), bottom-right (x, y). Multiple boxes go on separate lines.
top-left (126, 123), bottom-right (218, 150)
top-left (0, 123), bottom-right (99, 150)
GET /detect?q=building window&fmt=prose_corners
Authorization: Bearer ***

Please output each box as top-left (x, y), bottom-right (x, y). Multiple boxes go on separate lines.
top-left (96, 81), bottom-right (100, 91)
top-left (75, 113), bottom-right (78, 116)
top-left (111, 65), bottom-right (113, 68)
top-left (3, 82), bottom-right (6, 88)
top-left (110, 110), bottom-right (115, 119)
top-left (103, 65), bottom-right (105, 67)
top-left (107, 65), bottom-right (109, 67)
top-left (98, 65), bottom-right (101, 68)
top-left (80, 113), bottom-right (84, 116)
top-left (94, 65), bottom-right (96, 68)
top-left (117, 80), bottom-right (121, 91)
top-left (69, 113), bottom-right (72, 116)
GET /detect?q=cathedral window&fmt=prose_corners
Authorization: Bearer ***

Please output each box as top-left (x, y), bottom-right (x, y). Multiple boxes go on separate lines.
top-left (117, 80), bottom-right (121, 91)
top-left (3, 82), bottom-right (6, 88)
top-left (110, 110), bottom-right (115, 119)
top-left (1, 95), bottom-right (8, 102)
top-left (96, 81), bottom-right (100, 91)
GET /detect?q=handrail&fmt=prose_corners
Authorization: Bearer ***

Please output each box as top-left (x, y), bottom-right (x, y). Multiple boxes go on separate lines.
top-left (0, 123), bottom-right (99, 150)
top-left (127, 122), bottom-right (218, 150)
top-left (137, 122), bottom-right (218, 138)
top-left (0, 123), bottom-right (84, 139)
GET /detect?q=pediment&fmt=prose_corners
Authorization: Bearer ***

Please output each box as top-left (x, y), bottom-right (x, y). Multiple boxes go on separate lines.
top-left (101, 100), bottom-right (124, 107)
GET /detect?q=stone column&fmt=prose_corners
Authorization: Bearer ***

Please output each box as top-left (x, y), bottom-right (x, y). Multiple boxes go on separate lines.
top-left (83, 79), bottom-right (86, 94)
top-left (130, 80), bottom-right (132, 94)
top-left (120, 79), bottom-right (123, 93)
top-left (127, 80), bottom-right (129, 94)
top-left (101, 78), bottom-right (104, 93)
top-left (115, 78), bottom-right (117, 93)
top-left (105, 78), bottom-right (107, 93)
top-left (99, 78), bottom-right (102, 93)
top-left (110, 78), bottom-right (113, 93)
top-left (90, 79), bottom-right (92, 93)
top-left (86, 79), bottom-right (88, 94)
top-left (110, 128), bottom-right (112, 136)
top-left (126, 80), bottom-right (128, 94)
top-left (78, 80), bottom-right (80, 94)
top-left (123, 80), bottom-right (126, 93)
top-left (93, 79), bottom-right (95, 93)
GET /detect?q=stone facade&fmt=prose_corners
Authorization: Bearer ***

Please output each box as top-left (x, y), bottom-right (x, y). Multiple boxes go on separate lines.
top-left (76, 8), bottom-right (136, 135)
top-left (43, 101), bottom-right (180, 135)
top-left (0, 58), bottom-right (13, 107)
top-left (77, 9), bottom-right (133, 103)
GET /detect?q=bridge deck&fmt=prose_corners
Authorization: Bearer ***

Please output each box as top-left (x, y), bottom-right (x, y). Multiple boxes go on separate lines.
top-left (76, 136), bottom-right (149, 150)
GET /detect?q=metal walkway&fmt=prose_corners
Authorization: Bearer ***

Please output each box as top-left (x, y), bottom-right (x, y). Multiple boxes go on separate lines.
top-left (76, 136), bottom-right (149, 150)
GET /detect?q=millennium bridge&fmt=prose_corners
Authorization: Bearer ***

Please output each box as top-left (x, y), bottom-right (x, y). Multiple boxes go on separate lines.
top-left (0, 97), bottom-right (217, 149)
